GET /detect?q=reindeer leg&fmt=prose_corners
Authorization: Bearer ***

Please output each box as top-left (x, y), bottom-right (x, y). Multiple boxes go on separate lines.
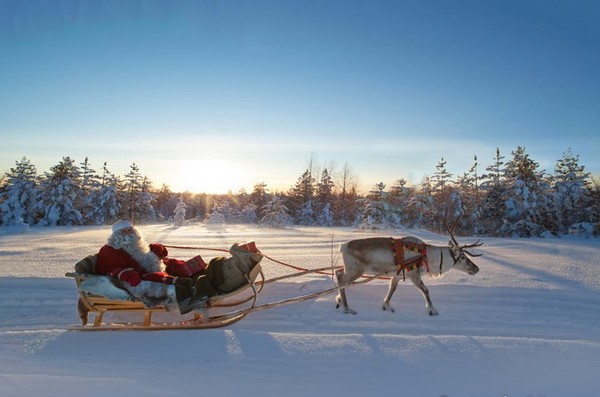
top-left (335, 269), bottom-right (357, 315)
top-left (382, 275), bottom-right (400, 312)
top-left (412, 277), bottom-right (438, 316)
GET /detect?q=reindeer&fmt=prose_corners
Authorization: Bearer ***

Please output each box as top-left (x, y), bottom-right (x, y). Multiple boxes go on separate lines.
top-left (335, 216), bottom-right (482, 315)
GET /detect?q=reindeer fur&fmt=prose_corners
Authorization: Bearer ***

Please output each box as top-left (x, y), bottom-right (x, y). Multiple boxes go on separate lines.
top-left (335, 236), bottom-right (480, 315)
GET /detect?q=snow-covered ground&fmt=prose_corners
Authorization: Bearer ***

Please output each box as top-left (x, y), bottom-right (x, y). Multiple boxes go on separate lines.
top-left (1, 224), bottom-right (599, 397)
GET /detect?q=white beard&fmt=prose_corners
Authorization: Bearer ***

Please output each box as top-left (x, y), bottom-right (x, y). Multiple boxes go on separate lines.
top-left (108, 228), bottom-right (165, 273)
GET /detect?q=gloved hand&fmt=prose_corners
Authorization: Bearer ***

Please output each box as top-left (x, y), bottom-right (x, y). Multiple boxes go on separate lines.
top-left (117, 268), bottom-right (142, 286)
top-left (149, 243), bottom-right (168, 258)
top-left (143, 271), bottom-right (177, 285)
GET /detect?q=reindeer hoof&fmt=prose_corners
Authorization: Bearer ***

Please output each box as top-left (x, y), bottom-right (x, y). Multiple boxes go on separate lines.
top-left (382, 303), bottom-right (395, 313)
top-left (427, 307), bottom-right (439, 316)
top-left (343, 307), bottom-right (357, 315)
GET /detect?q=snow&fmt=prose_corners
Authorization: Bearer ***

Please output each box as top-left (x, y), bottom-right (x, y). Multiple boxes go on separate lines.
top-left (1, 224), bottom-right (599, 397)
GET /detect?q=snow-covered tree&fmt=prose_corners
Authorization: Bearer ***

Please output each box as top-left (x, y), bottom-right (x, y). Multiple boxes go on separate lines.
top-left (454, 155), bottom-right (482, 235)
top-left (0, 157), bottom-right (40, 226)
top-left (553, 148), bottom-right (590, 233)
top-left (86, 165), bottom-right (121, 225)
top-left (249, 182), bottom-right (269, 220)
top-left (431, 157), bottom-right (455, 231)
top-left (405, 176), bottom-right (435, 229)
top-left (386, 178), bottom-right (412, 227)
top-left (78, 157), bottom-right (102, 224)
top-left (206, 204), bottom-right (226, 226)
top-left (357, 182), bottom-right (394, 229)
top-left (316, 202), bottom-right (334, 226)
top-left (37, 157), bottom-right (83, 226)
top-left (500, 147), bottom-right (554, 237)
top-left (480, 148), bottom-right (507, 236)
top-left (238, 203), bottom-right (258, 224)
top-left (173, 197), bottom-right (188, 226)
top-left (333, 162), bottom-right (359, 226)
top-left (288, 169), bottom-right (315, 225)
top-left (260, 194), bottom-right (292, 228)
top-left (123, 163), bottom-right (156, 223)
top-left (315, 169), bottom-right (335, 226)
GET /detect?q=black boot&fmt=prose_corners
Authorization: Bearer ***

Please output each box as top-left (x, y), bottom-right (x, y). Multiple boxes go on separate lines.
top-left (175, 283), bottom-right (197, 315)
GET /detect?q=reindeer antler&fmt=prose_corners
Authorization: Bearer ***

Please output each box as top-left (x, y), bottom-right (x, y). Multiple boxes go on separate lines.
top-left (461, 240), bottom-right (483, 257)
top-left (443, 209), bottom-right (460, 246)
top-left (444, 209), bottom-right (484, 255)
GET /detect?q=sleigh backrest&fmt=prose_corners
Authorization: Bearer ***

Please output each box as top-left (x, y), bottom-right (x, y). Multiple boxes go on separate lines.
top-left (75, 254), bottom-right (98, 274)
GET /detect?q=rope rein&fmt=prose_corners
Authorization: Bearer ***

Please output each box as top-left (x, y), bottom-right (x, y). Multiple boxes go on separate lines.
top-left (163, 244), bottom-right (342, 278)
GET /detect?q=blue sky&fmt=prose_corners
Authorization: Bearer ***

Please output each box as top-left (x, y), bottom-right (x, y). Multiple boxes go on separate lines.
top-left (1, 0), bottom-right (599, 194)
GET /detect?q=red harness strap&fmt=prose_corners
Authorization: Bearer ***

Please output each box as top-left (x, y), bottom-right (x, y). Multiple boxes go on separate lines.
top-left (391, 238), bottom-right (430, 280)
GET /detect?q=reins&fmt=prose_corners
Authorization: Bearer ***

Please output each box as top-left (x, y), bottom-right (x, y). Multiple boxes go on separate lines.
top-left (163, 244), bottom-right (342, 280)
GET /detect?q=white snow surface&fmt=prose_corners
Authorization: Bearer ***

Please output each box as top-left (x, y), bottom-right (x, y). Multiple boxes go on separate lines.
top-left (1, 224), bottom-right (599, 397)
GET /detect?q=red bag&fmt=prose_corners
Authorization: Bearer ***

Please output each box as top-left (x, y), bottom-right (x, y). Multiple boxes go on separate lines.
top-left (165, 255), bottom-right (207, 278)
top-left (238, 241), bottom-right (260, 253)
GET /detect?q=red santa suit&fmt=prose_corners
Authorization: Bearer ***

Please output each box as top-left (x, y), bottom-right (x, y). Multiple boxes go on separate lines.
top-left (95, 220), bottom-right (177, 287)
top-left (96, 244), bottom-right (177, 286)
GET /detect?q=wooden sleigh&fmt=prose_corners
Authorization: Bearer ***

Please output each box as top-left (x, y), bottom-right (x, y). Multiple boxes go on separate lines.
top-left (66, 254), bottom-right (264, 331)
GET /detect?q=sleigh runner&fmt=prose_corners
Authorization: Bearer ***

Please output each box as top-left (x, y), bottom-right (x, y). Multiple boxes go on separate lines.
top-left (66, 248), bottom-right (264, 330)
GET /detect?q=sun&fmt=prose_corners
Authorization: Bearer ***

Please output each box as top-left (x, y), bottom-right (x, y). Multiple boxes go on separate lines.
top-left (170, 159), bottom-right (251, 194)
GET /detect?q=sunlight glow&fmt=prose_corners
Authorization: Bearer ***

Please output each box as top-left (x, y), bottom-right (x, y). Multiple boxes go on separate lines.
top-left (169, 159), bottom-right (251, 194)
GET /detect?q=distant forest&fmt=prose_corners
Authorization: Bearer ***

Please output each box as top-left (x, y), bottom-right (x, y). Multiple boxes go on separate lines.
top-left (1, 146), bottom-right (599, 237)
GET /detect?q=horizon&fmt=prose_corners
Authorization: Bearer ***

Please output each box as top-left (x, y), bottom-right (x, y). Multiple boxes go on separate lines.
top-left (2, 0), bottom-right (599, 194)
top-left (0, 145), bottom-right (596, 196)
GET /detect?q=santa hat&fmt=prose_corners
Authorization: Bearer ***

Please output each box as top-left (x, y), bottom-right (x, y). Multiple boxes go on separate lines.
top-left (112, 219), bottom-right (134, 233)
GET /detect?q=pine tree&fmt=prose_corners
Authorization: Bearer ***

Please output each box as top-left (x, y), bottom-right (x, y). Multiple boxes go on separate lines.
top-left (78, 157), bottom-right (101, 224)
top-left (454, 155), bottom-right (482, 235)
top-left (206, 204), bottom-right (226, 225)
top-left (588, 177), bottom-right (600, 236)
top-left (249, 182), bottom-right (269, 220)
top-left (173, 197), bottom-right (188, 226)
top-left (386, 178), bottom-right (412, 227)
top-left (86, 165), bottom-right (121, 225)
top-left (480, 148), bottom-right (507, 236)
top-left (553, 148), bottom-right (590, 233)
top-left (288, 169), bottom-right (315, 225)
top-left (357, 182), bottom-right (393, 229)
top-left (138, 176), bottom-right (157, 222)
top-left (37, 157), bottom-right (83, 226)
top-left (123, 163), bottom-right (156, 223)
top-left (406, 176), bottom-right (435, 229)
top-left (315, 168), bottom-right (335, 226)
top-left (260, 194), bottom-right (292, 228)
top-left (154, 183), bottom-right (175, 220)
top-left (334, 162), bottom-right (359, 226)
top-left (431, 158), bottom-right (454, 231)
top-left (238, 203), bottom-right (258, 223)
top-left (501, 146), bottom-right (554, 236)
top-left (0, 157), bottom-right (40, 226)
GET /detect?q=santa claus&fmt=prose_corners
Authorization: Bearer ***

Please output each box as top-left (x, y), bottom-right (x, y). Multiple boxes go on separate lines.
top-left (96, 219), bottom-right (207, 314)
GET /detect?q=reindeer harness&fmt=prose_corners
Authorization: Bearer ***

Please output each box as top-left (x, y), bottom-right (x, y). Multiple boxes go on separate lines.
top-left (390, 238), bottom-right (430, 281)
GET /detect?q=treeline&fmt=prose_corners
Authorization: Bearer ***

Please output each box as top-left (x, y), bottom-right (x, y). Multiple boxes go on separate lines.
top-left (1, 146), bottom-right (599, 237)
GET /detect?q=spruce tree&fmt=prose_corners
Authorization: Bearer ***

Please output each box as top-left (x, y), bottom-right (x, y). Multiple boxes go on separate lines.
top-left (37, 157), bottom-right (83, 226)
top-left (480, 148), bottom-right (507, 236)
top-left (0, 157), bottom-right (40, 226)
top-left (288, 169), bottom-right (315, 225)
top-left (553, 148), bottom-right (590, 233)
top-left (501, 146), bottom-right (554, 236)
top-left (260, 194), bottom-right (292, 228)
